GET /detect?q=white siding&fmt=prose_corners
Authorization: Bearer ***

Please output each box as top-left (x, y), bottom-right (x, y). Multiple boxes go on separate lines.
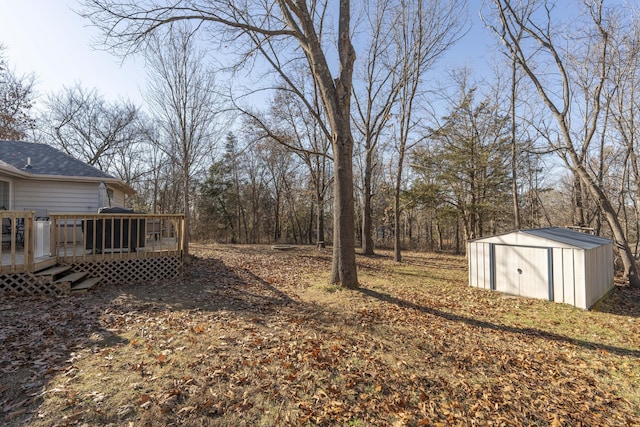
top-left (583, 244), bottom-right (614, 309)
top-left (554, 248), bottom-right (577, 306)
top-left (111, 189), bottom-right (125, 207)
top-left (564, 248), bottom-right (577, 306)
top-left (551, 248), bottom-right (564, 304)
top-left (573, 250), bottom-right (587, 309)
top-left (13, 179), bottom-right (126, 213)
top-left (468, 241), bottom-right (492, 290)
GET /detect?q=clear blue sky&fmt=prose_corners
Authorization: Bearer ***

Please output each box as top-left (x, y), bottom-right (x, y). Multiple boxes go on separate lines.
top-left (0, 1), bottom-right (495, 108)
top-left (2, 1), bottom-right (621, 110)
top-left (0, 0), bottom-right (145, 104)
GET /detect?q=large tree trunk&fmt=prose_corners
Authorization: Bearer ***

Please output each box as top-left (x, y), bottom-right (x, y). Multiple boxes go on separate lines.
top-left (325, 0), bottom-right (358, 288)
top-left (330, 132), bottom-right (358, 287)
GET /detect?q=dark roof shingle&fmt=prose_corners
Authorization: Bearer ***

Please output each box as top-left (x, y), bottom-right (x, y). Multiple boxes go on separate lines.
top-left (0, 141), bottom-right (115, 179)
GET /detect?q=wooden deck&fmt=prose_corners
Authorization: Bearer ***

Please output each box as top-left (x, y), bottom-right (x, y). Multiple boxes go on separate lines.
top-left (0, 212), bottom-right (185, 274)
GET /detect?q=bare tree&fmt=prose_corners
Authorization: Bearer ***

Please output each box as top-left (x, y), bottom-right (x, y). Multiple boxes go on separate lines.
top-left (266, 88), bottom-right (333, 247)
top-left (486, 0), bottom-right (640, 287)
top-left (353, 0), bottom-right (401, 256)
top-left (352, 0), bottom-right (466, 258)
top-left (390, 0), bottom-right (467, 262)
top-left (0, 46), bottom-right (36, 141)
top-left (236, 66), bottom-right (333, 247)
top-left (144, 24), bottom-right (225, 256)
top-left (81, 0), bottom-right (359, 287)
top-left (41, 84), bottom-right (142, 175)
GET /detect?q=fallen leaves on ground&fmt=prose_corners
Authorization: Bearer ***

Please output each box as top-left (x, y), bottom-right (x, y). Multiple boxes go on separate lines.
top-left (0, 243), bottom-right (638, 426)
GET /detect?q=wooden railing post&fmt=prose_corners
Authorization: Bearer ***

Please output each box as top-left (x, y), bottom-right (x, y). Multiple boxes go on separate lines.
top-left (24, 211), bottom-right (35, 269)
top-left (49, 215), bottom-right (57, 260)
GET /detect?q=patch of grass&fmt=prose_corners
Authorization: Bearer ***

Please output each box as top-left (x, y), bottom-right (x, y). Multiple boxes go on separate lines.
top-left (320, 284), bottom-right (343, 293)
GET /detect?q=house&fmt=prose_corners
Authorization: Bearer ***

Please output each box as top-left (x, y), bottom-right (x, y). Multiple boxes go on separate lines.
top-left (0, 140), bottom-right (134, 214)
top-left (468, 227), bottom-right (614, 309)
top-left (0, 141), bottom-right (184, 296)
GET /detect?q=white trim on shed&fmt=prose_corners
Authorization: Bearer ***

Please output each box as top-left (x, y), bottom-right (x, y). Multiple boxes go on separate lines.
top-left (468, 227), bottom-right (614, 309)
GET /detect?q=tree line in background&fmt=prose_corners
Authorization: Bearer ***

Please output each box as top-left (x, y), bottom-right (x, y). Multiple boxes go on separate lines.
top-left (2, 0), bottom-right (640, 286)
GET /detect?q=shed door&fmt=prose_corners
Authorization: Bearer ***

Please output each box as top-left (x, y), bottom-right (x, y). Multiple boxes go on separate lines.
top-left (494, 245), bottom-right (549, 300)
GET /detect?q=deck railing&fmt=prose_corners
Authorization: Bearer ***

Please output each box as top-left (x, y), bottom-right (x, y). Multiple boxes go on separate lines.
top-left (0, 212), bottom-right (185, 272)
top-left (50, 213), bottom-right (185, 263)
top-left (0, 210), bottom-right (35, 273)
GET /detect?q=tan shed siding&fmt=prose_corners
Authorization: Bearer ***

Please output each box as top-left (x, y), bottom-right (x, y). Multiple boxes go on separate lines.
top-left (468, 242), bottom-right (476, 288)
top-left (479, 243), bottom-right (491, 289)
top-left (583, 249), bottom-right (597, 308)
top-left (467, 242), bottom-right (482, 288)
top-left (574, 250), bottom-right (587, 309)
top-left (584, 244), bottom-right (614, 309)
top-left (561, 249), bottom-right (576, 307)
top-left (14, 180), bottom-right (100, 213)
top-left (468, 242), bottom-right (491, 290)
top-left (552, 248), bottom-right (565, 304)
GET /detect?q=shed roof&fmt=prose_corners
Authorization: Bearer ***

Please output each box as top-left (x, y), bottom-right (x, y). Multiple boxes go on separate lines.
top-left (0, 140), bottom-right (114, 179)
top-left (469, 227), bottom-right (612, 250)
top-left (520, 227), bottom-right (611, 250)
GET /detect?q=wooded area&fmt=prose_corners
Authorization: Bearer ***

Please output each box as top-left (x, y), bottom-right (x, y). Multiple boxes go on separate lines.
top-left (3, 0), bottom-right (640, 286)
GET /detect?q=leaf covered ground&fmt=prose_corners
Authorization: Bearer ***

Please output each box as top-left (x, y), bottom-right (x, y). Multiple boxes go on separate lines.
top-left (1, 243), bottom-right (639, 426)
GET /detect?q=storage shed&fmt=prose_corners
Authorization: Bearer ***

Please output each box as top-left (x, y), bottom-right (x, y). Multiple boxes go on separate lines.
top-left (468, 227), bottom-right (614, 309)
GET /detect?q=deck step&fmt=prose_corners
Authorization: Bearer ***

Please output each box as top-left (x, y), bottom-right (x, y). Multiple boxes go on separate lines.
top-left (35, 265), bottom-right (73, 277)
top-left (54, 271), bottom-right (88, 284)
top-left (71, 277), bottom-right (101, 293)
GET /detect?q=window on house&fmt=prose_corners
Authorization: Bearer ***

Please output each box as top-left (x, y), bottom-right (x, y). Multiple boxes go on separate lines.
top-left (0, 180), bottom-right (10, 210)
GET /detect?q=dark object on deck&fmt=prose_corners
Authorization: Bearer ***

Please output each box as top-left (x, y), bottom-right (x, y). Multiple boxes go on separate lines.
top-left (84, 207), bottom-right (146, 253)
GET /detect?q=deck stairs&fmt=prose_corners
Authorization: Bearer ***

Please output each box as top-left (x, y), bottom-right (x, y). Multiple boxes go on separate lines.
top-left (35, 265), bottom-right (101, 295)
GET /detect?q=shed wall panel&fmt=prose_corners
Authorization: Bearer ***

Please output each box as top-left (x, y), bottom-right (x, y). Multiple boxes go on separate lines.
top-left (574, 250), bottom-right (587, 309)
top-left (561, 249), bottom-right (576, 307)
top-left (552, 248), bottom-right (565, 304)
top-left (494, 245), bottom-right (549, 299)
top-left (468, 242), bottom-right (491, 289)
top-left (468, 242), bottom-right (476, 288)
top-left (584, 249), bottom-right (597, 308)
top-left (583, 244), bottom-right (614, 309)
top-left (479, 242), bottom-right (490, 290)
